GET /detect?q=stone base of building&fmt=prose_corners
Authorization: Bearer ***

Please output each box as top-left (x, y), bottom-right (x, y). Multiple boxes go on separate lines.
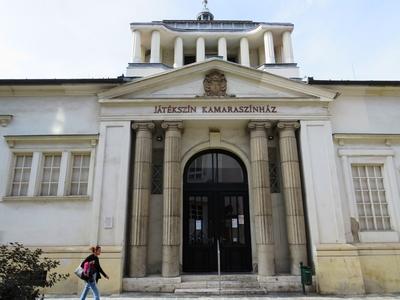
top-left (316, 243), bottom-right (400, 295)
top-left (42, 243), bottom-right (400, 295)
top-left (41, 246), bottom-right (123, 296)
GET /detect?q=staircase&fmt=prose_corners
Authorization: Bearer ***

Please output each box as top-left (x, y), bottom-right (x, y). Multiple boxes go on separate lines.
top-left (174, 274), bottom-right (267, 295)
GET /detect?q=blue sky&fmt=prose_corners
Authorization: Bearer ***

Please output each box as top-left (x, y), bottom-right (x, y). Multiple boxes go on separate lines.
top-left (0, 0), bottom-right (399, 80)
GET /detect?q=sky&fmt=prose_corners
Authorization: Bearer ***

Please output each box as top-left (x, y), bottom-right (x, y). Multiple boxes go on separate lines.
top-left (0, 0), bottom-right (399, 80)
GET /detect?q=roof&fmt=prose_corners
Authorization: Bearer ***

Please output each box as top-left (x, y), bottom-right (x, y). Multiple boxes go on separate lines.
top-left (130, 20), bottom-right (293, 32)
top-left (307, 78), bottom-right (400, 86)
top-left (0, 78), bottom-right (131, 85)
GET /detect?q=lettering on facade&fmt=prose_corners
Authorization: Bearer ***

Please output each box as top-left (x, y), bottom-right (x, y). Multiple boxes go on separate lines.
top-left (153, 105), bottom-right (278, 114)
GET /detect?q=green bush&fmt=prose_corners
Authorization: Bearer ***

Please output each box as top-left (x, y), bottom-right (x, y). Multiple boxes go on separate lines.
top-left (0, 242), bottom-right (69, 300)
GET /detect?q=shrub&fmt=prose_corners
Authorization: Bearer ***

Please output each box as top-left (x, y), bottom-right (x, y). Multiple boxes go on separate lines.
top-left (0, 242), bottom-right (69, 300)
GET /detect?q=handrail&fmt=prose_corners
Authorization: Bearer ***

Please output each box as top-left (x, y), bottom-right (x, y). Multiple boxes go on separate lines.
top-left (217, 239), bottom-right (221, 294)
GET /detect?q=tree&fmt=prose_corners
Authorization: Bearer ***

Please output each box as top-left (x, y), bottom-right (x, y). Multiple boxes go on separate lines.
top-left (0, 242), bottom-right (69, 300)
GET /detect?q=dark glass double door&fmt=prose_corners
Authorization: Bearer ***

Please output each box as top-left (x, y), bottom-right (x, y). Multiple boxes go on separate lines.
top-left (183, 191), bottom-right (252, 272)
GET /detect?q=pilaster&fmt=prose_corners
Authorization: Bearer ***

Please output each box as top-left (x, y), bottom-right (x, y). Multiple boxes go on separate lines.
top-left (240, 37), bottom-right (250, 67)
top-left (263, 31), bottom-right (275, 64)
top-left (132, 30), bottom-right (143, 63)
top-left (248, 121), bottom-right (275, 276)
top-left (218, 37), bottom-right (227, 61)
top-left (277, 121), bottom-right (307, 275)
top-left (129, 121), bottom-right (154, 277)
top-left (174, 37), bottom-right (183, 68)
top-left (150, 31), bottom-right (161, 63)
top-left (161, 121), bottom-right (184, 277)
top-left (196, 37), bottom-right (205, 62)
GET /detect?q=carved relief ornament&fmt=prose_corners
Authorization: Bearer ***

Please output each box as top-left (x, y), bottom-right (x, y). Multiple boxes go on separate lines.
top-left (203, 70), bottom-right (227, 97)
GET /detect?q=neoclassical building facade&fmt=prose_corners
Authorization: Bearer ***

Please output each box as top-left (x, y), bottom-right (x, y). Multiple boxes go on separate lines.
top-left (1, 4), bottom-right (400, 296)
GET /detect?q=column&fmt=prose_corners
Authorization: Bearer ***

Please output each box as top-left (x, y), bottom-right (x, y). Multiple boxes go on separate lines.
top-left (277, 121), bottom-right (307, 275)
top-left (282, 31), bottom-right (294, 63)
top-left (218, 37), bottom-right (227, 60)
top-left (129, 121), bottom-right (154, 277)
top-left (174, 37), bottom-right (183, 68)
top-left (150, 30), bottom-right (161, 63)
top-left (263, 31), bottom-right (275, 64)
top-left (240, 37), bottom-right (250, 67)
top-left (161, 121), bottom-right (183, 277)
top-left (132, 30), bottom-right (143, 63)
top-left (196, 37), bottom-right (205, 62)
top-left (248, 121), bottom-right (275, 276)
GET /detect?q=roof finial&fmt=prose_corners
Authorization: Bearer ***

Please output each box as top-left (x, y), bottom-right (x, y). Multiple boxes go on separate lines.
top-left (197, 0), bottom-right (214, 20)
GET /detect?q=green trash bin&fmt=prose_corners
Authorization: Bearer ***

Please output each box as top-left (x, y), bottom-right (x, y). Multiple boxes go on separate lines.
top-left (300, 262), bottom-right (312, 294)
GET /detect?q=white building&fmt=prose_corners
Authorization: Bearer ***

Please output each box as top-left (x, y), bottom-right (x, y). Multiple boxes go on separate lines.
top-left (1, 3), bottom-right (400, 295)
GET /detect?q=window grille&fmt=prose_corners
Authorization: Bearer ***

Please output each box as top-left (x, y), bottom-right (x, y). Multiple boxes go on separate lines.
top-left (40, 154), bottom-right (61, 196)
top-left (151, 164), bottom-right (163, 194)
top-left (11, 154), bottom-right (33, 196)
top-left (268, 148), bottom-right (280, 193)
top-left (352, 165), bottom-right (391, 231)
top-left (151, 149), bottom-right (164, 194)
top-left (69, 153), bottom-right (90, 195)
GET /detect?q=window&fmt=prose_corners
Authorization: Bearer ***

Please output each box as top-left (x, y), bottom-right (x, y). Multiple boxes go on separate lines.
top-left (351, 165), bottom-right (391, 231)
top-left (40, 154), bottom-right (61, 196)
top-left (338, 147), bottom-right (400, 243)
top-left (3, 134), bottom-right (97, 201)
top-left (69, 153), bottom-right (90, 195)
top-left (10, 154), bottom-right (32, 196)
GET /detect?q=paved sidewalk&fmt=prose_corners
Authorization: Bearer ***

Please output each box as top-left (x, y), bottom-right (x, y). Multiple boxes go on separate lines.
top-left (43, 293), bottom-right (400, 300)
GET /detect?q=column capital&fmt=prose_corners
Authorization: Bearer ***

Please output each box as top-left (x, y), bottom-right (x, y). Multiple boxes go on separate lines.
top-left (248, 121), bottom-right (272, 130)
top-left (132, 121), bottom-right (155, 131)
top-left (277, 121), bottom-right (300, 131)
top-left (161, 121), bottom-right (184, 131)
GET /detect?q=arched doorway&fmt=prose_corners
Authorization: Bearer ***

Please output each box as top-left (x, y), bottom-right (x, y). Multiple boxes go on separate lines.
top-left (183, 150), bottom-right (252, 273)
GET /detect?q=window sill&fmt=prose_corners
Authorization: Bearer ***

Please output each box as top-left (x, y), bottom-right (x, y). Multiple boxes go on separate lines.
top-left (1, 195), bottom-right (91, 202)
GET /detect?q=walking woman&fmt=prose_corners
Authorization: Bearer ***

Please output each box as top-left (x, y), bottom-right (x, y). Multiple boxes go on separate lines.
top-left (79, 246), bottom-right (109, 300)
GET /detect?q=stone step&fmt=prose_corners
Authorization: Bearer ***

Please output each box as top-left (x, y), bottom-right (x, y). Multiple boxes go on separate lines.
top-left (180, 280), bottom-right (260, 289)
top-left (181, 274), bottom-right (257, 282)
top-left (174, 287), bottom-right (267, 295)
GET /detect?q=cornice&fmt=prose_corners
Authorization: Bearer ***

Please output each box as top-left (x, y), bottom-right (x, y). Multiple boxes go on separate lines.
top-left (0, 115), bottom-right (13, 127)
top-left (0, 83), bottom-right (121, 97)
top-left (98, 59), bottom-right (338, 101)
top-left (99, 97), bottom-right (323, 105)
top-left (333, 133), bottom-right (400, 146)
top-left (4, 134), bottom-right (99, 148)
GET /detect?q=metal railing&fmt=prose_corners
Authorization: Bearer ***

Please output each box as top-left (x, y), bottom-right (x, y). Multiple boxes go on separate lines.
top-left (217, 239), bottom-right (221, 294)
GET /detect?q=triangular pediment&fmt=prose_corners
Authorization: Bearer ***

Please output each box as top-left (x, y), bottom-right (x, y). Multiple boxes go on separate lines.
top-left (99, 59), bottom-right (337, 102)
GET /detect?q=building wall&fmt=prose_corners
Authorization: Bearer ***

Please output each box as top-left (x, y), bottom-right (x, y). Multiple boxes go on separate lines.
top-left (0, 96), bottom-right (100, 246)
top-left (312, 89), bottom-right (400, 294)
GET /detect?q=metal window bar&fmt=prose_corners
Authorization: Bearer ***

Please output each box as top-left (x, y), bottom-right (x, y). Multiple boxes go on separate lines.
top-left (352, 165), bottom-right (390, 231)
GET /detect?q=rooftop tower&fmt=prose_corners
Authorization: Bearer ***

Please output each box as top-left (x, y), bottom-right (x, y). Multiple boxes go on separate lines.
top-left (126, 1), bottom-right (299, 78)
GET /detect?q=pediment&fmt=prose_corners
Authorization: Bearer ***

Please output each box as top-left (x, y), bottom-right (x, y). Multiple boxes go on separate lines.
top-left (99, 59), bottom-right (337, 102)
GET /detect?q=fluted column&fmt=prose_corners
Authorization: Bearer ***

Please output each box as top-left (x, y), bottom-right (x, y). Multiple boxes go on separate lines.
top-left (282, 31), bottom-right (294, 63)
top-left (196, 37), bottom-right (205, 62)
top-left (240, 37), bottom-right (250, 67)
top-left (129, 121), bottom-right (154, 277)
top-left (132, 30), bottom-right (143, 63)
top-left (150, 30), bottom-right (161, 63)
top-left (248, 121), bottom-right (275, 276)
top-left (277, 121), bottom-right (307, 275)
top-left (161, 121), bottom-right (183, 277)
top-left (263, 31), bottom-right (275, 64)
top-left (174, 37), bottom-right (183, 68)
top-left (218, 37), bottom-right (227, 60)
